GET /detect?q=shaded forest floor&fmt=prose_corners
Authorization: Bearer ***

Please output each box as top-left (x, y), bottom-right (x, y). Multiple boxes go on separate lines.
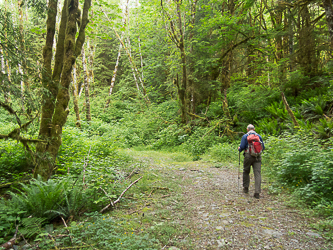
top-left (113, 150), bottom-right (333, 250)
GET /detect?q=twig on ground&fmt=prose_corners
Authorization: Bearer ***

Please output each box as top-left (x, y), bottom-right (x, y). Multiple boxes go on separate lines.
top-left (100, 187), bottom-right (114, 207)
top-left (148, 186), bottom-right (169, 198)
top-left (127, 202), bottom-right (151, 215)
top-left (149, 180), bottom-right (160, 186)
top-left (48, 234), bottom-right (59, 250)
top-left (61, 216), bottom-right (73, 243)
top-left (148, 189), bottom-right (154, 198)
top-left (126, 169), bottom-right (137, 179)
top-left (0, 225), bottom-right (19, 250)
top-left (100, 176), bottom-right (143, 213)
top-left (151, 187), bottom-right (169, 190)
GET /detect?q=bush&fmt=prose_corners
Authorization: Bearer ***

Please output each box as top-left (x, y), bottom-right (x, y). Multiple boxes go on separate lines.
top-left (41, 213), bottom-right (159, 249)
top-left (181, 127), bottom-right (224, 160)
top-left (57, 126), bottom-right (126, 175)
top-left (150, 124), bottom-right (185, 150)
top-left (206, 141), bottom-right (238, 163)
top-left (263, 132), bottom-right (333, 216)
top-left (0, 140), bottom-right (32, 183)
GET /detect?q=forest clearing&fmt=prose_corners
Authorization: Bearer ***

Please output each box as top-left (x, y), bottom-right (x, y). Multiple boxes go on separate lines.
top-left (1, 0), bottom-right (333, 248)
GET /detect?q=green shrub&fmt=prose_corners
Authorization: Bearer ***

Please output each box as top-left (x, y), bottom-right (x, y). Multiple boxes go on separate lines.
top-left (277, 149), bottom-right (314, 187)
top-left (150, 124), bottom-right (184, 149)
top-left (206, 141), bottom-right (238, 163)
top-left (181, 127), bottom-right (223, 160)
top-left (45, 213), bottom-right (159, 250)
top-left (57, 126), bottom-right (125, 175)
top-left (263, 132), bottom-right (333, 215)
top-left (0, 140), bottom-right (32, 183)
top-left (0, 202), bottom-right (26, 244)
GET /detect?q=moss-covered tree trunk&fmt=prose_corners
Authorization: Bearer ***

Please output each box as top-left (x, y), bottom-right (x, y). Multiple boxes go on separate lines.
top-left (176, 0), bottom-right (188, 124)
top-left (323, 0), bottom-right (333, 52)
top-left (34, 0), bottom-right (91, 180)
top-left (298, 5), bottom-right (317, 76)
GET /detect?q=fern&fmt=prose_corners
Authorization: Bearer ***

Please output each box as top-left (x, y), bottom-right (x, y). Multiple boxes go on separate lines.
top-left (8, 176), bottom-right (69, 220)
top-left (300, 96), bottom-right (327, 121)
top-left (266, 101), bottom-right (288, 121)
top-left (315, 118), bottom-right (333, 138)
top-left (20, 217), bottom-right (47, 238)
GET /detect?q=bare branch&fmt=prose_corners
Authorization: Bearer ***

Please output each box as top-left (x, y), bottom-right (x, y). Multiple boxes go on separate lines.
top-left (0, 100), bottom-right (21, 126)
top-left (100, 176), bottom-right (143, 213)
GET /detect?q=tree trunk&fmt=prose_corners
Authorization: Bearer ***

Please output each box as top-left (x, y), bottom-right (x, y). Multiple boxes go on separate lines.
top-left (281, 91), bottom-right (299, 127)
top-left (82, 47), bottom-right (91, 121)
top-left (72, 63), bottom-right (81, 127)
top-left (98, 1), bottom-right (150, 105)
top-left (298, 5), bottom-right (317, 76)
top-left (323, 0), bottom-right (333, 52)
top-left (18, 0), bottom-right (27, 111)
top-left (176, 0), bottom-right (188, 124)
top-left (126, 38), bottom-right (142, 97)
top-left (105, 41), bottom-right (122, 109)
top-left (246, 13), bottom-right (255, 84)
top-left (34, 0), bottom-right (91, 180)
top-left (138, 36), bottom-right (144, 80)
top-left (87, 38), bottom-right (95, 95)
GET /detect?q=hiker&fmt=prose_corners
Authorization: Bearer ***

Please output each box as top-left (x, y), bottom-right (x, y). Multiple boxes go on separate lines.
top-left (238, 124), bottom-right (265, 199)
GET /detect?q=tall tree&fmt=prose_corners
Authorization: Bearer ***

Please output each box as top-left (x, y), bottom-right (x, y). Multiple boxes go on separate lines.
top-left (34, 0), bottom-right (92, 180)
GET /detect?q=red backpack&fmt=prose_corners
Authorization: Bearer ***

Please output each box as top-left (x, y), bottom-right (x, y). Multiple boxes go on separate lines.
top-left (247, 132), bottom-right (263, 157)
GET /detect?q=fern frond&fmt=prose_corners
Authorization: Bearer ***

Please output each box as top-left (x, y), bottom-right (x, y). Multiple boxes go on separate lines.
top-left (20, 217), bottom-right (47, 238)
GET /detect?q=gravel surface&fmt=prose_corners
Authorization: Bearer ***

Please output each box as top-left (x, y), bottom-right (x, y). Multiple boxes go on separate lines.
top-left (165, 162), bottom-right (331, 250)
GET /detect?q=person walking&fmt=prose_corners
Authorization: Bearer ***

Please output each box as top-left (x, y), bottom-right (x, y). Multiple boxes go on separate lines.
top-left (238, 124), bottom-right (265, 199)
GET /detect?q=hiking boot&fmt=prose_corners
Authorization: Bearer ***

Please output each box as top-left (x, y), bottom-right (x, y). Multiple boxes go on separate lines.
top-left (254, 193), bottom-right (259, 199)
top-left (243, 187), bottom-right (249, 193)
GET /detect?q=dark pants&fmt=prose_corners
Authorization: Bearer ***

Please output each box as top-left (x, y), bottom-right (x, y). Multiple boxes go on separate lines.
top-left (243, 153), bottom-right (261, 194)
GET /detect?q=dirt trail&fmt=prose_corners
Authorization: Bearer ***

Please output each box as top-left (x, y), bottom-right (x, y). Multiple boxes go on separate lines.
top-left (130, 151), bottom-right (331, 250)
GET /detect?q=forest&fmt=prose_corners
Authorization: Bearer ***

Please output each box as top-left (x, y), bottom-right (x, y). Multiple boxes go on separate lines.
top-left (0, 0), bottom-right (333, 248)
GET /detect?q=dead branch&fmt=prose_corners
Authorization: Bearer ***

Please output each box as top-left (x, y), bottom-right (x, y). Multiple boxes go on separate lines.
top-left (48, 234), bottom-right (59, 250)
top-left (0, 225), bottom-right (19, 249)
top-left (148, 186), bottom-right (169, 198)
top-left (126, 169), bottom-right (137, 179)
top-left (0, 179), bottom-right (30, 189)
top-left (0, 100), bottom-right (21, 127)
top-left (61, 216), bottom-right (73, 244)
top-left (186, 111), bottom-right (207, 120)
top-left (151, 187), bottom-right (169, 191)
top-left (127, 202), bottom-right (151, 215)
top-left (148, 189), bottom-right (154, 198)
top-left (100, 187), bottom-right (114, 207)
top-left (100, 176), bottom-right (143, 213)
